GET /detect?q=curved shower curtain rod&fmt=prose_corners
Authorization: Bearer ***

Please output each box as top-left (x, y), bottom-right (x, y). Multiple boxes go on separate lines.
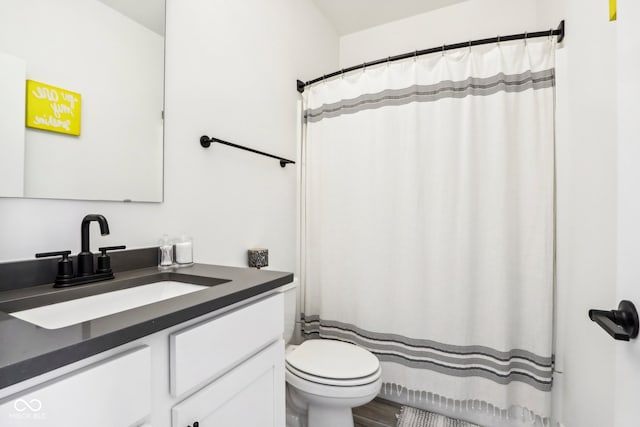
top-left (296, 20), bottom-right (565, 93)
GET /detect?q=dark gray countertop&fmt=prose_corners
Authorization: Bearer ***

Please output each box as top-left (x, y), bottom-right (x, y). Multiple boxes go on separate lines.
top-left (0, 263), bottom-right (293, 389)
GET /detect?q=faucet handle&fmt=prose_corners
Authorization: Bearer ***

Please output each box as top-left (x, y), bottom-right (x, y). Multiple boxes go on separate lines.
top-left (35, 250), bottom-right (74, 281)
top-left (98, 245), bottom-right (126, 255)
top-left (96, 245), bottom-right (126, 274)
top-left (36, 250), bottom-right (72, 259)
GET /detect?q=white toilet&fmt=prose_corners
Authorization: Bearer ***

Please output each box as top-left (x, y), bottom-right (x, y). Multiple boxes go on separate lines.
top-left (282, 282), bottom-right (382, 427)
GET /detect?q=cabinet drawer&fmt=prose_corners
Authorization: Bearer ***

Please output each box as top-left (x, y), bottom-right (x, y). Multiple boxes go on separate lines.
top-left (170, 293), bottom-right (283, 397)
top-left (0, 346), bottom-right (151, 427)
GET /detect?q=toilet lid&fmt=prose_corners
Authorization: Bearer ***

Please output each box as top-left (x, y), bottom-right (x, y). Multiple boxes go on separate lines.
top-left (286, 340), bottom-right (380, 380)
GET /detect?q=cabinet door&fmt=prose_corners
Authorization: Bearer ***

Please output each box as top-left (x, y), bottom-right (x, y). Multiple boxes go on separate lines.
top-left (0, 346), bottom-right (151, 427)
top-left (172, 340), bottom-right (284, 427)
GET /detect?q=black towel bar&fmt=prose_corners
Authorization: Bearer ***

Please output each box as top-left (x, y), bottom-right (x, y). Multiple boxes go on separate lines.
top-left (200, 135), bottom-right (295, 168)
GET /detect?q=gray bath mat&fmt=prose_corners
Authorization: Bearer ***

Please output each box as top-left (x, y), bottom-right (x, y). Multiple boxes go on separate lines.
top-left (397, 406), bottom-right (481, 427)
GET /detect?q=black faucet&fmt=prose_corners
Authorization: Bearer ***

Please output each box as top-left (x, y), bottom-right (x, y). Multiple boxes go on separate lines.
top-left (35, 214), bottom-right (125, 288)
top-left (77, 214), bottom-right (110, 276)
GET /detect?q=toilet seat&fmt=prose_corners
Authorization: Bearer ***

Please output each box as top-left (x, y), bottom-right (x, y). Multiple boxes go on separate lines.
top-left (286, 362), bottom-right (381, 387)
top-left (285, 340), bottom-right (381, 387)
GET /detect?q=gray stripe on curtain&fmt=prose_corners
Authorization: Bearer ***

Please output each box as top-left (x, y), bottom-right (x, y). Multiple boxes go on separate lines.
top-left (302, 316), bottom-right (553, 392)
top-left (304, 69), bottom-right (555, 123)
top-left (302, 315), bottom-right (553, 365)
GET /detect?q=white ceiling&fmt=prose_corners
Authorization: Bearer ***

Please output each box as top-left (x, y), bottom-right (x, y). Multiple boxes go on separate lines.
top-left (312, 0), bottom-right (468, 35)
top-left (95, 0), bottom-right (469, 40)
top-left (97, 0), bottom-right (165, 36)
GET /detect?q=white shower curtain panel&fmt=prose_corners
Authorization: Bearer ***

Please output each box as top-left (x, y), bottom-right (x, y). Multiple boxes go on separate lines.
top-left (302, 40), bottom-right (555, 425)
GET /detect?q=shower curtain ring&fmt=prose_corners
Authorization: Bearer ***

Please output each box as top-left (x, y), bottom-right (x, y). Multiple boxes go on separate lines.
top-left (497, 35), bottom-right (501, 46)
top-left (414, 50), bottom-right (418, 61)
top-left (441, 44), bottom-right (446, 56)
top-left (387, 56), bottom-right (391, 67)
top-left (468, 40), bottom-right (472, 52)
top-left (524, 32), bottom-right (528, 45)
top-left (548, 28), bottom-right (554, 40)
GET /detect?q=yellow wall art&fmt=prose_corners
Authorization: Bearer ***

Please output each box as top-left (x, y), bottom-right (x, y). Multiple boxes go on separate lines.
top-left (610, 0), bottom-right (617, 21)
top-left (26, 80), bottom-right (81, 136)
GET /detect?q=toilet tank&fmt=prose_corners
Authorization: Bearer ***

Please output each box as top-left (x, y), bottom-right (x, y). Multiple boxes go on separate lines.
top-left (281, 278), bottom-right (299, 344)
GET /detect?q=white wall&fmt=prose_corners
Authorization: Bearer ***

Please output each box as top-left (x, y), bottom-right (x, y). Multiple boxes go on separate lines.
top-left (0, 0), bottom-right (339, 274)
top-left (339, 0), bottom-right (544, 68)
top-left (337, 1), bottom-right (618, 426)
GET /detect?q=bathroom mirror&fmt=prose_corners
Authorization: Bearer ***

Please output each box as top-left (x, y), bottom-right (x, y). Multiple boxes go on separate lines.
top-left (0, 0), bottom-right (165, 202)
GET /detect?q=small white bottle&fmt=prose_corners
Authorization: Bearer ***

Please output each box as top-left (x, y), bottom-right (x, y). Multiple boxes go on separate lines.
top-left (174, 235), bottom-right (193, 266)
top-left (158, 235), bottom-right (174, 269)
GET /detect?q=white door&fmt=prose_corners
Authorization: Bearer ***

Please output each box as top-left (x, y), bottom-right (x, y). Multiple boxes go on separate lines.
top-left (615, 1), bottom-right (640, 426)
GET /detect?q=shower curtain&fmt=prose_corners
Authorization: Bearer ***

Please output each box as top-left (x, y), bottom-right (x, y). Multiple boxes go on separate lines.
top-left (301, 40), bottom-right (555, 425)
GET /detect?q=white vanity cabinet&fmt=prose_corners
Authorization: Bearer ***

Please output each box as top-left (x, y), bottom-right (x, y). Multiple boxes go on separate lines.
top-left (0, 291), bottom-right (286, 427)
top-left (0, 346), bottom-right (151, 427)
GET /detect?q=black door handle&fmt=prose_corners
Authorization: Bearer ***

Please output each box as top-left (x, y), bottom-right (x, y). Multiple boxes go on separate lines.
top-left (589, 300), bottom-right (639, 341)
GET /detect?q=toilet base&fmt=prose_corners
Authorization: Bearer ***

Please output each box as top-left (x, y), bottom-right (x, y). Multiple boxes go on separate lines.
top-left (286, 391), bottom-right (355, 427)
top-left (308, 405), bottom-right (354, 427)
top-left (285, 376), bottom-right (381, 427)
top-left (286, 385), bottom-right (307, 427)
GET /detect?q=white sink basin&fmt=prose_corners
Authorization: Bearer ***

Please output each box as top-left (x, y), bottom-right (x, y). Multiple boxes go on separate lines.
top-left (10, 281), bottom-right (208, 329)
